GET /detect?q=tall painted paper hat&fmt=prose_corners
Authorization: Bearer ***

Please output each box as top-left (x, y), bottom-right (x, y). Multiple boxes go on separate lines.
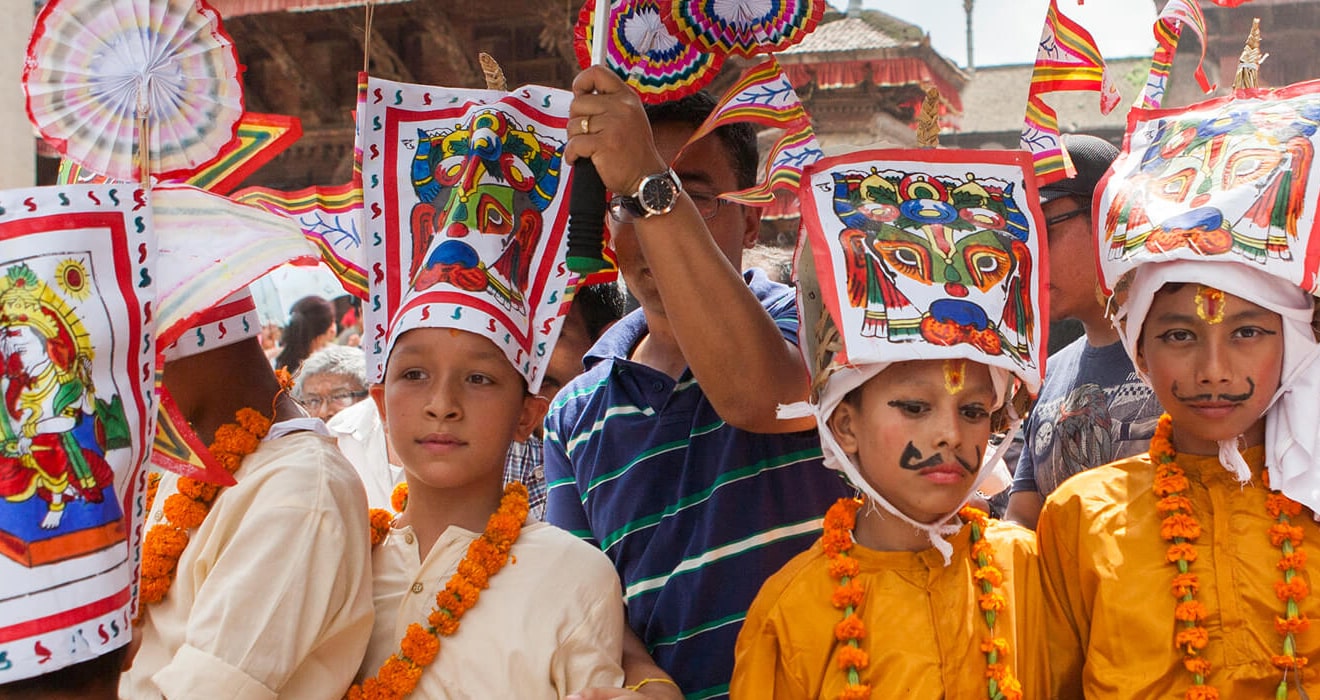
top-left (790, 147), bottom-right (1048, 559)
top-left (1095, 76), bottom-right (1320, 513)
top-left (360, 76), bottom-right (581, 393)
top-left (0, 184), bottom-right (157, 682)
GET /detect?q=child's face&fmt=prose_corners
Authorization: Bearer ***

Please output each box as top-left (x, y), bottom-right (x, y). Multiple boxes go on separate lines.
top-left (371, 328), bottom-right (547, 491)
top-left (1137, 284), bottom-right (1284, 455)
top-left (828, 359), bottom-right (996, 524)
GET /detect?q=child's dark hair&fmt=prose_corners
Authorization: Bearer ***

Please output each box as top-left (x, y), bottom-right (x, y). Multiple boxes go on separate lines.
top-left (573, 282), bottom-right (626, 340)
top-left (275, 295), bottom-right (336, 373)
top-left (644, 92), bottom-right (759, 190)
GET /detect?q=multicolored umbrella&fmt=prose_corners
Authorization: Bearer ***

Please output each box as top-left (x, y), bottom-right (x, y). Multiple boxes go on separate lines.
top-left (575, 0), bottom-right (725, 104)
top-left (663, 0), bottom-right (825, 58)
top-left (23, 0), bottom-right (244, 182)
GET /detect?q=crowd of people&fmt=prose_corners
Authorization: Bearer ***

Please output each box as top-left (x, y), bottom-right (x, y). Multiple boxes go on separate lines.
top-left (7, 53), bottom-right (1320, 700)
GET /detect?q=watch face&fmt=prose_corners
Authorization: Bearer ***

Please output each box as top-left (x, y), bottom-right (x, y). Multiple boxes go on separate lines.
top-left (640, 174), bottom-right (677, 215)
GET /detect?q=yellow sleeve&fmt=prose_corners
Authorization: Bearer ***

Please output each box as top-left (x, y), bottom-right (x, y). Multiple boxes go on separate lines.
top-left (731, 584), bottom-right (811, 700)
top-left (1036, 494), bottom-right (1088, 699)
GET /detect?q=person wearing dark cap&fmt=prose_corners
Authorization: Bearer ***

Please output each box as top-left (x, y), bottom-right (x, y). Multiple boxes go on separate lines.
top-left (1004, 134), bottom-right (1164, 529)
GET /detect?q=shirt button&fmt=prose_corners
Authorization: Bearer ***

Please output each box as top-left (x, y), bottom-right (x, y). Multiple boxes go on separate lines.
top-left (404, 532), bottom-right (414, 545)
top-left (411, 582), bottom-right (424, 594)
top-left (153, 510), bottom-right (164, 522)
top-left (533, 466), bottom-right (544, 480)
top-left (652, 381), bottom-right (664, 392)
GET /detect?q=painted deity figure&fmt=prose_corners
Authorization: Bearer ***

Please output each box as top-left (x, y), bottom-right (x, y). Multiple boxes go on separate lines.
top-left (1104, 94), bottom-right (1320, 262)
top-left (408, 109), bottom-right (563, 312)
top-left (832, 167), bottom-right (1036, 367)
top-left (0, 264), bottom-right (116, 531)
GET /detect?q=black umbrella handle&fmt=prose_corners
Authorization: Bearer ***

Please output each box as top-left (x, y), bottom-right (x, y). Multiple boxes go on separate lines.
top-left (566, 158), bottom-right (610, 274)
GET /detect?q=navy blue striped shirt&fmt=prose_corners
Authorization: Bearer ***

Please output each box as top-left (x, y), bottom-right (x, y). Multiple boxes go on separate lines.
top-left (544, 270), bottom-right (850, 699)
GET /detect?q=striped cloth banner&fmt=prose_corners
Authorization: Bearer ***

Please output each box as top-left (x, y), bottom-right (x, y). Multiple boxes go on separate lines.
top-left (683, 57), bottom-right (809, 148)
top-left (722, 126), bottom-right (823, 205)
top-left (1135, 0), bottom-right (1215, 109)
top-left (1020, 0), bottom-right (1120, 184)
top-left (233, 183), bottom-right (367, 299)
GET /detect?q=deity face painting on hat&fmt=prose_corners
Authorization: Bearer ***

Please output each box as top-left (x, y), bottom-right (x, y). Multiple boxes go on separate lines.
top-left (0, 185), bottom-right (157, 681)
top-left (364, 77), bottom-right (579, 390)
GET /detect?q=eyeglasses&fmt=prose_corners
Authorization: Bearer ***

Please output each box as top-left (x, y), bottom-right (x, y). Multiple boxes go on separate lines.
top-left (297, 390), bottom-right (367, 412)
top-left (607, 189), bottom-right (724, 224)
top-left (1045, 206), bottom-right (1090, 228)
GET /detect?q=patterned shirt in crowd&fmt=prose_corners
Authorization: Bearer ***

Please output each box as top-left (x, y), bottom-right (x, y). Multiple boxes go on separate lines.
top-left (504, 435), bottom-right (547, 521)
top-left (544, 269), bottom-right (851, 700)
top-left (1012, 336), bottom-right (1163, 496)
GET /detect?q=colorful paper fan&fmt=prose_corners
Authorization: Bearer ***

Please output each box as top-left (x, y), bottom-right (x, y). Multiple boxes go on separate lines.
top-left (23, 0), bottom-right (244, 182)
top-left (663, 0), bottom-right (825, 58)
top-left (575, 0), bottom-right (725, 104)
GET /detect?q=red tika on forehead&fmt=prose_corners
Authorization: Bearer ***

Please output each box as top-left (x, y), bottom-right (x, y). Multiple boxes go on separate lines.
top-left (1195, 285), bottom-right (1226, 324)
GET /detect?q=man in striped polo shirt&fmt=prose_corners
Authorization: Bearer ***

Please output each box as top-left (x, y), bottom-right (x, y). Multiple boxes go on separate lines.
top-left (548, 66), bottom-right (851, 698)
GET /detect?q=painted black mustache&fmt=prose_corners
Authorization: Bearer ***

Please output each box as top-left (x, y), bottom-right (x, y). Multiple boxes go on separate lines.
top-left (898, 442), bottom-right (979, 473)
top-left (1171, 378), bottom-right (1255, 404)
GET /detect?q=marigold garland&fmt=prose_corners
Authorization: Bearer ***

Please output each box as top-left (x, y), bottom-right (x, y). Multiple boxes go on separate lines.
top-left (1263, 471), bottom-right (1311, 695)
top-left (137, 407), bottom-right (274, 617)
top-left (346, 482), bottom-right (529, 700)
top-left (823, 497), bottom-right (871, 700)
top-left (1151, 414), bottom-right (1217, 699)
top-left (960, 505), bottom-right (1023, 700)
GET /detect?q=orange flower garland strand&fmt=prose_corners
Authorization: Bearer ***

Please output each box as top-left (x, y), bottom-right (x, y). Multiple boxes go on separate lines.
top-left (823, 497), bottom-right (870, 700)
top-left (138, 407), bottom-right (273, 611)
top-left (346, 482), bottom-right (529, 700)
top-left (1264, 471), bottom-right (1310, 695)
top-left (960, 506), bottom-right (1023, 700)
top-left (1151, 413), bottom-right (1217, 699)
top-left (368, 483), bottom-right (410, 547)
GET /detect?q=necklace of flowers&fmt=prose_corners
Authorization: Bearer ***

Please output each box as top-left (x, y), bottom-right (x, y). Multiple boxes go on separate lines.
top-left (1152, 413), bottom-right (1310, 699)
top-left (138, 406), bottom-right (274, 609)
top-left (369, 482), bottom-right (410, 546)
top-left (960, 505), bottom-right (1023, 700)
top-left (347, 481), bottom-right (529, 700)
top-left (823, 497), bottom-right (869, 700)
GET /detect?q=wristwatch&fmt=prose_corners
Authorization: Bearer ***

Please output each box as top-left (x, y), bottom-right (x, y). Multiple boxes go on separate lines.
top-left (613, 169), bottom-right (682, 221)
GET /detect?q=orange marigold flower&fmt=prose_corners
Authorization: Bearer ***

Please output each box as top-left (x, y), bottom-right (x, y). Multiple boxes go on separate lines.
top-left (456, 558), bottom-right (491, 589)
top-left (1157, 495), bottom-right (1193, 515)
top-left (1171, 573), bottom-right (1200, 598)
top-left (999, 675), bottom-right (1023, 700)
top-left (390, 482), bottom-right (409, 513)
top-left (378, 655), bottom-right (422, 694)
top-left (139, 575), bottom-right (172, 603)
top-left (400, 623), bottom-right (439, 665)
top-left (822, 529), bottom-right (853, 557)
top-left (835, 645), bottom-right (869, 671)
top-left (1183, 656), bottom-right (1212, 676)
top-left (833, 614), bottom-right (866, 642)
top-left (175, 477), bottom-right (219, 503)
top-left (828, 555), bottom-right (861, 579)
top-left (1175, 626), bottom-right (1210, 651)
top-left (958, 506), bottom-right (989, 524)
top-left (140, 555), bottom-right (175, 579)
top-left (1275, 578), bottom-right (1310, 602)
top-left (1266, 493), bottom-right (1304, 519)
top-left (1166, 543), bottom-right (1199, 563)
top-left (1275, 615), bottom-right (1312, 635)
top-left (163, 493), bottom-right (210, 530)
top-left (1271, 654), bottom-right (1309, 670)
top-left (971, 540), bottom-right (994, 560)
top-left (1278, 551), bottom-right (1308, 572)
top-left (213, 422), bottom-right (261, 456)
top-left (428, 609), bottom-right (460, 636)
top-left (980, 637), bottom-right (1010, 656)
top-left (215, 452), bottom-right (243, 473)
top-left (1185, 685), bottom-right (1220, 700)
top-left (984, 662), bottom-right (1008, 681)
top-left (973, 565), bottom-right (1004, 587)
top-left (832, 579), bottom-right (865, 610)
top-left (1175, 601), bottom-right (1207, 622)
top-left (979, 592), bottom-right (1008, 612)
top-left (1161, 513), bottom-right (1202, 541)
top-left (824, 499), bottom-right (860, 531)
top-left (1269, 523), bottom-right (1304, 548)
top-left (1153, 474), bottom-right (1190, 497)
top-left (369, 509), bottom-right (393, 547)
top-left (233, 407), bottom-right (273, 437)
top-left (838, 685), bottom-right (871, 700)
top-left (144, 525), bottom-right (189, 559)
